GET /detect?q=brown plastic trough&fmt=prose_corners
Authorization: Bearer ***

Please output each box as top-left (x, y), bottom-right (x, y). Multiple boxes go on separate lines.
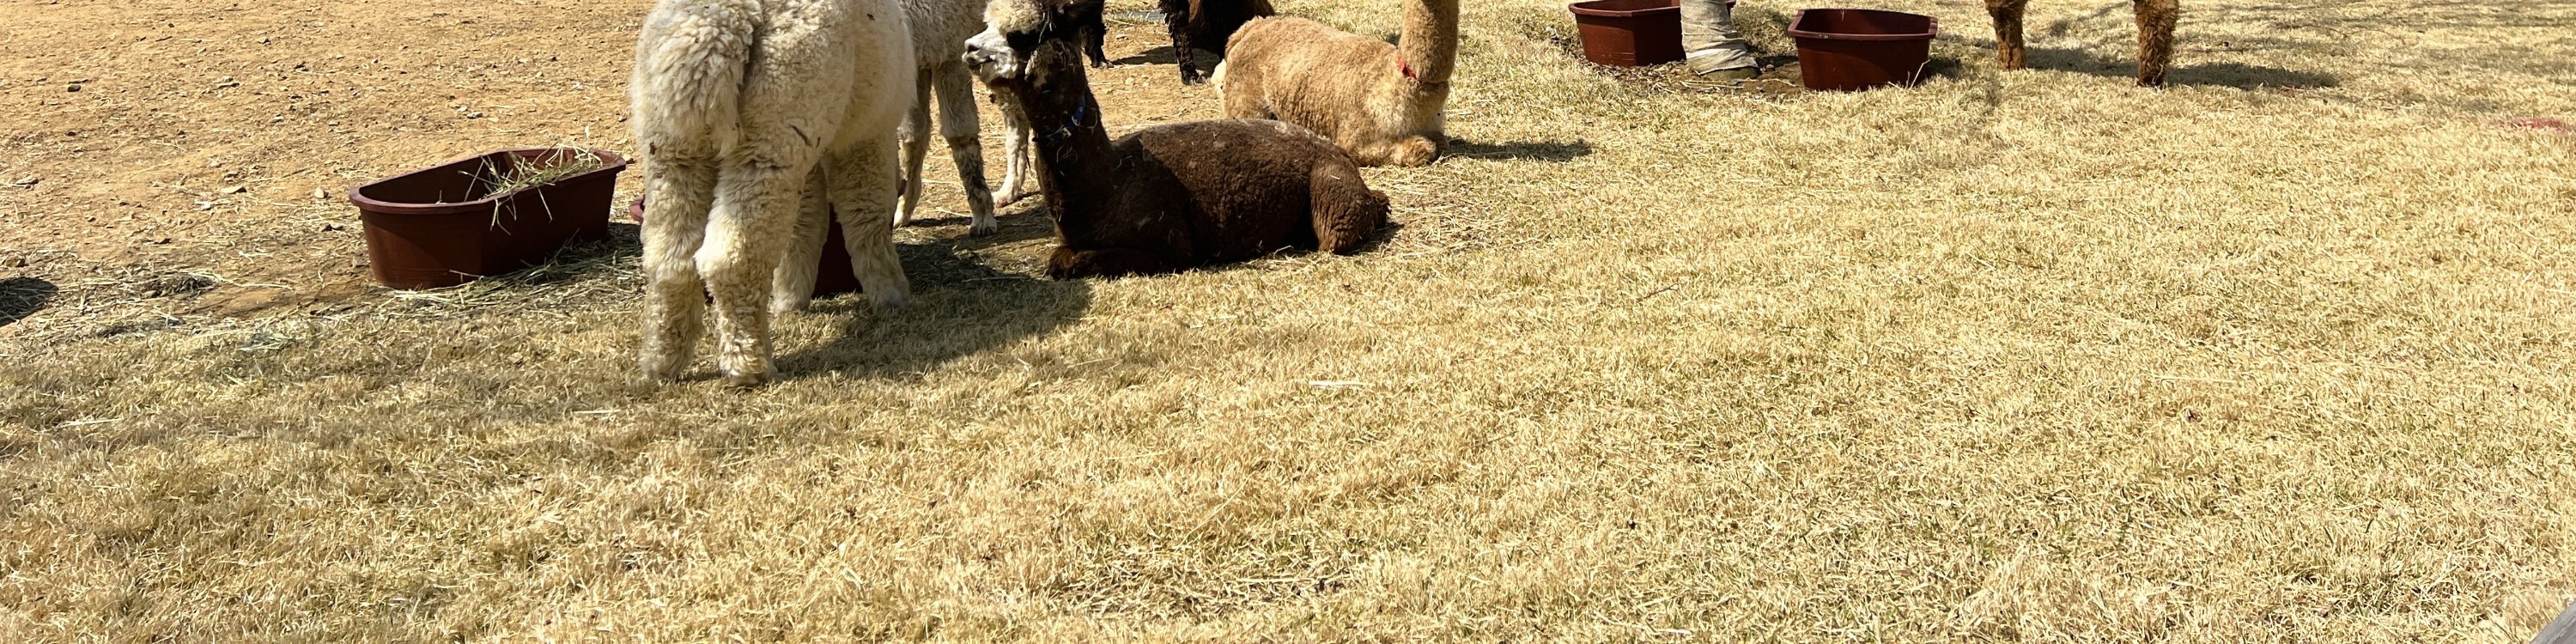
top-left (1788, 8), bottom-right (1938, 91)
top-left (349, 148), bottom-right (627, 289)
top-left (1570, 0), bottom-right (1685, 67)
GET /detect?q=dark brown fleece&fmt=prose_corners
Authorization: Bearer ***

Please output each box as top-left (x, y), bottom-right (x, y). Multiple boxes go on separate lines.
top-left (1159, 0), bottom-right (1273, 84)
top-left (986, 39), bottom-right (1387, 280)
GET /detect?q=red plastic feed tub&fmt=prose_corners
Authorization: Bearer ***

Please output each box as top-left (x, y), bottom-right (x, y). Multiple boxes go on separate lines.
top-left (1569, 0), bottom-right (1684, 67)
top-left (1787, 8), bottom-right (1939, 91)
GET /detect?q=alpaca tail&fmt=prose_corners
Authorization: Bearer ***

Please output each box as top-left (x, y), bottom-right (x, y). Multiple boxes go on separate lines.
top-left (631, 2), bottom-right (760, 151)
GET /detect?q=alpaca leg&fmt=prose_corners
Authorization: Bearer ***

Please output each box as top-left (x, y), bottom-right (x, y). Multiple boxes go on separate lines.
top-left (2134, 0), bottom-right (2180, 87)
top-left (637, 151), bottom-right (718, 382)
top-left (769, 167), bottom-right (832, 313)
top-left (700, 158), bottom-right (811, 387)
top-left (1386, 135), bottom-right (1443, 168)
top-left (1048, 246), bottom-right (1180, 280)
top-left (1163, 3), bottom-right (1204, 84)
top-left (1345, 134), bottom-right (1442, 168)
top-left (933, 64), bottom-right (999, 235)
top-left (1082, 7), bottom-right (1111, 68)
top-left (1216, 62), bottom-right (1268, 119)
top-left (1986, 0), bottom-right (2031, 70)
top-left (892, 69), bottom-right (935, 227)
top-left (993, 100), bottom-right (1036, 208)
top-left (825, 140), bottom-right (913, 309)
top-left (1309, 165), bottom-right (1389, 255)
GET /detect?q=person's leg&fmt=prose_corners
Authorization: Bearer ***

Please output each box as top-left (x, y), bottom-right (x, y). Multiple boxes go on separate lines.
top-left (1680, 0), bottom-right (1758, 78)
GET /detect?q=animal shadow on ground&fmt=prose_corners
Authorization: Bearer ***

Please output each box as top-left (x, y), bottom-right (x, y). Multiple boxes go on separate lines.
top-left (0, 276), bottom-right (58, 328)
top-left (1443, 138), bottom-right (1595, 162)
top-left (526, 222), bottom-right (646, 285)
top-left (2026, 46), bottom-right (2339, 88)
top-left (1109, 46), bottom-right (1221, 78)
top-left (777, 210), bottom-right (1091, 380)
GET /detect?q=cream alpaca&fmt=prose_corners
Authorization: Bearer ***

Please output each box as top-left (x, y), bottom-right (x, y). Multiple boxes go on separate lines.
top-left (891, 0), bottom-right (1034, 236)
top-left (631, 0), bottom-right (915, 386)
top-left (1214, 0), bottom-right (1459, 167)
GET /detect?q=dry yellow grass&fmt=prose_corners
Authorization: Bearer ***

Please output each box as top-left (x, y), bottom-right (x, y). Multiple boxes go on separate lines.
top-left (4, 0), bottom-right (2576, 641)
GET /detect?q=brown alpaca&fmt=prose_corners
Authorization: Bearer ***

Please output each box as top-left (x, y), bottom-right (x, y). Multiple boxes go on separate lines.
top-left (964, 0), bottom-right (1389, 279)
top-left (1215, 0), bottom-right (1459, 167)
top-left (1988, 0), bottom-right (2180, 87)
top-left (1160, 0), bottom-right (1275, 85)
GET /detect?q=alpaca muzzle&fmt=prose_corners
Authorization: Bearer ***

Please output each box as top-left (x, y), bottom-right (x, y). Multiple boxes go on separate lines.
top-left (963, 29), bottom-right (1022, 82)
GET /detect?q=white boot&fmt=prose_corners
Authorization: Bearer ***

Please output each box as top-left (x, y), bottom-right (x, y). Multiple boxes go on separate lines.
top-left (1681, 0), bottom-right (1759, 78)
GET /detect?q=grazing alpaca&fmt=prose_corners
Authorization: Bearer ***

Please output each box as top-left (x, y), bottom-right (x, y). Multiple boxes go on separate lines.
top-left (892, 0), bottom-right (1040, 236)
top-left (1159, 0), bottom-right (1275, 85)
top-left (1987, 0), bottom-right (2181, 87)
top-left (1216, 0), bottom-right (1459, 167)
top-left (963, 0), bottom-right (1390, 279)
top-left (632, 0), bottom-right (914, 386)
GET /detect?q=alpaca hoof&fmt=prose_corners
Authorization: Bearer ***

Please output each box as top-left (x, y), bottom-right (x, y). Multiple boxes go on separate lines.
top-left (720, 364), bottom-right (775, 388)
top-left (769, 295), bottom-right (811, 316)
top-left (994, 189), bottom-right (1036, 209)
top-left (969, 216), bottom-right (998, 236)
top-left (1179, 72), bottom-right (1206, 86)
top-left (1388, 138), bottom-right (1442, 167)
top-left (640, 355), bottom-right (690, 384)
top-left (868, 289), bottom-right (910, 310)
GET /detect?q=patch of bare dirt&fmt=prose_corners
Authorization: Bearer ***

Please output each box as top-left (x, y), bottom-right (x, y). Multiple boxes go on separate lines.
top-left (0, 1), bottom-right (1225, 335)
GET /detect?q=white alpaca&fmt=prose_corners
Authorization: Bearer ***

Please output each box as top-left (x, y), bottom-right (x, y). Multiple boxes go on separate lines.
top-left (891, 0), bottom-right (1036, 235)
top-left (632, 0), bottom-right (915, 386)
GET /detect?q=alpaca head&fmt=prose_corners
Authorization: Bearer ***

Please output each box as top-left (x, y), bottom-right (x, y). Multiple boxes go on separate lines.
top-left (963, 0), bottom-right (1088, 90)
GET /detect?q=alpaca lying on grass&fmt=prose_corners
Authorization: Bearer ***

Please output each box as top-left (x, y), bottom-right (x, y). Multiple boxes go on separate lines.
top-left (1157, 0), bottom-right (1274, 85)
top-left (1215, 0), bottom-right (1458, 167)
top-left (1987, 0), bottom-right (2179, 86)
top-left (891, 0), bottom-right (1036, 236)
top-left (964, 0), bottom-right (1389, 279)
top-left (632, 0), bottom-right (914, 386)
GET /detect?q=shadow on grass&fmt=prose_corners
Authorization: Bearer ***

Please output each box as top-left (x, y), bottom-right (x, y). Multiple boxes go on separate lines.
top-left (1444, 139), bottom-right (1595, 163)
top-left (0, 276), bottom-right (57, 329)
top-left (2026, 47), bottom-right (2340, 88)
top-left (1109, 46), bottom-right (1179, 67)
top-left (1108, 46), bottom-right (1222, 78)
top-left (778, 210), bottom-right (1091, 381)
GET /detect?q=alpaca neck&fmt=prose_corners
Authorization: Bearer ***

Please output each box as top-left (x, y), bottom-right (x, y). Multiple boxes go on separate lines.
top-left (1396, 0), bottom-right (1461, 86)
top-left (1009, 64), bottom-right (1121, 234)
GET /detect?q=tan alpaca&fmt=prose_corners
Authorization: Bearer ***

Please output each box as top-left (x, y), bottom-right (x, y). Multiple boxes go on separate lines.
top-left (1214, 0), bottom-right (1458, 167)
